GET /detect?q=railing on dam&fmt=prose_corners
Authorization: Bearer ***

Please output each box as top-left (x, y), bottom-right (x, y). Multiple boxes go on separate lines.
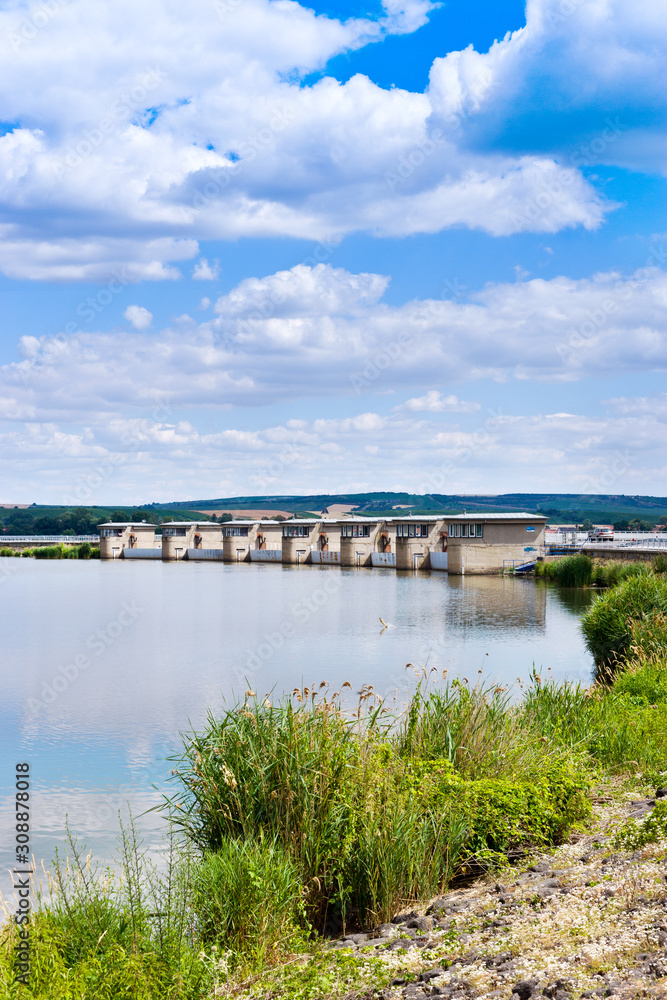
top-left (0, 535), bottom-right (99, 544)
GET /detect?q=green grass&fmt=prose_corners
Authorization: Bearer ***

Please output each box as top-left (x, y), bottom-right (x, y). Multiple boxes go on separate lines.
top-left (0, 543), bottom-right (100, 560)
top-left (0, 820), bottom-right (211, 999)
top-left (192, 836), bottom-right (307, 962)
top-left (535, 554), bottom-right (651, 588)
top-left (521, 660), bottom-right (667, 778)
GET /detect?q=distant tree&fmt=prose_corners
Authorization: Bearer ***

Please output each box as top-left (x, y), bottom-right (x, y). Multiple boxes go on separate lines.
top-left (219, 512), bottom-right (233, 522)
top-left (614, 519), bottom-right (630, 531)
top-left (4, 511), bottom-right (35, 533)
top-left (581, 518), bottom-right (593, 531)
top-left (110, 510), bottom-right (129, 522)
top-left (34, 515), bottom-right (59, 532)
top-left (131, 508), bottom-right (159, 524)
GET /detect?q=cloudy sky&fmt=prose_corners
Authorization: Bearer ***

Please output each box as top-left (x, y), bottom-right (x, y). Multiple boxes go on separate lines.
top-left (0, 0), bottom-right (665, 504)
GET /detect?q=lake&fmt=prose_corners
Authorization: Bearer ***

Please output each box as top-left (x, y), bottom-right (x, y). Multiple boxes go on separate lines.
top-left (0, 559), bottom-right (595, 898)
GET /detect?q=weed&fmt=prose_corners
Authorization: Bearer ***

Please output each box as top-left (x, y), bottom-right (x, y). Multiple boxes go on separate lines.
top-left (612, 800), bottom-right (667, 851)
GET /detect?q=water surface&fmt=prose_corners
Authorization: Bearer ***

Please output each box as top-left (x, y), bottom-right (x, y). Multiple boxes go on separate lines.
top-left (0, 560), bottom-right (595, 897)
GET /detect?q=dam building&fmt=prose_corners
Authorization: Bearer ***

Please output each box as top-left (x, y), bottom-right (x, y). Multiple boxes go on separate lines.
top-left (99, 513), bottom-right (546, 574)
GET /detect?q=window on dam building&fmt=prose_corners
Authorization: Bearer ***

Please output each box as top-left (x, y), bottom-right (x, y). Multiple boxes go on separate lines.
top-left (449, 523), bottom-right (484, 538)
top-left (163, 527), bottom-right (187, 537)
top-left (282, 525), bottom-right (311, 537)
top-left (340, 524), bottom-right (371, 537)
top-left (395, 524), bottom-right (429, 538)
top-left (223, 526), bottom-right (249, 536)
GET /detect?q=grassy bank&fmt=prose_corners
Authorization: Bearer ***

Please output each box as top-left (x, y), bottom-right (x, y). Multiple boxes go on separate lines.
top-left (2, 578), bottom-right (666, 998)
top-left (534, 552), bottom-right (667, 587)
top-left (0, 543), bottom-right (100, 559)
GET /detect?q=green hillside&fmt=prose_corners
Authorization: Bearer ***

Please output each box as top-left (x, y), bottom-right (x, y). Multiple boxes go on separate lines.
top-left (3, 493), bottom-right (666, 535)
top-left (150, 492), bottom-right (667, 526)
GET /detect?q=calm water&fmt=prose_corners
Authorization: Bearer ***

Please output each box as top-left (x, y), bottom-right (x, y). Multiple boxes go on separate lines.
top-left (0, 559), bottom-right (595, 897)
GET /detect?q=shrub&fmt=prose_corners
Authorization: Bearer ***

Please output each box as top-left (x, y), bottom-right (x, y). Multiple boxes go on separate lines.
top-left (77, 542), bottom-right (92, 559)
top-left (537, 556), bottom-right (651, 588)
top-left (460, 766), bottom-right (590, 856)
top-left (614, 660), bottom-right (667, 705)
top-left (168, 685), bottom-right (591, 929)
top-left (654, 554), bottom-right (667, 574)
top-left (580, 574), bottom-right (667, 670)
top-left (612, 799), bottom-right (667, 851)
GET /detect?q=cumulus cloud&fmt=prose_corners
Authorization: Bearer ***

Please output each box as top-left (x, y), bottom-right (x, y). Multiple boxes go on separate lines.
top-left (394, 391), bottom-right (481, 413)
top-left (0, 406), bottom-right (664, 503)
top-left (428, 0), bottom-right (667, 172)
top-left (1, 262), bottom-right (666, 422)
top-left (192, 258), bottom-right (220, 281)
top-left (124, 305), bottom-right (153, 330)
top-left (0, 0), bottom-right (655, 276)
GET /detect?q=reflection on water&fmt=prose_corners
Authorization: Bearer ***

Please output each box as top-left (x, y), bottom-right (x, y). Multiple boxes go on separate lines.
top-left (445, 575), bottom-right (547, 630)
top-left (0, 560), bottom-right (594, 897)
top-left (545, 582), bottom-right (599, 616)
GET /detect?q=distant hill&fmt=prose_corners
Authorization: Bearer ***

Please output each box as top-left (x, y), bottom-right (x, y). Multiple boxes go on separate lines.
top-left (3, 494), bottom-right (665, 536)
top-left (148, 493), bottom-right (667, 523)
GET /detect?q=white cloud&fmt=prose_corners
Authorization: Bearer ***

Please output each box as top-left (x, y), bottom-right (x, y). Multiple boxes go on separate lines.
top-left (2, 263), bottom-right (666, 420)
top-left (0, 406), bottom-right (665, 503)
top-left (394, 391), bottom-right (481, 413)
top-left (124, 305), bottom-right (153, 330)
top-left (0, 231), bottom-right (197, 282)
top-left (192, 258), bottom-right (220, 281)
top-left (428, 0), bottom-right (667, 172)
top-left (605, 393), bottom-right (667, 419)
top-left (0, 0), bottom-right (655, 276)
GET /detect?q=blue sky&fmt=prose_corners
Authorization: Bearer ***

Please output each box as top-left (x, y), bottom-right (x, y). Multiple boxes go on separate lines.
top-left (0, 0), bottom-right (665, 503)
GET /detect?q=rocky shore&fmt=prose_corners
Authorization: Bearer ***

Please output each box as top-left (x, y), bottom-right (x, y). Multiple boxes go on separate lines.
top-left (325, 793), bottom-right (667, 1000)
